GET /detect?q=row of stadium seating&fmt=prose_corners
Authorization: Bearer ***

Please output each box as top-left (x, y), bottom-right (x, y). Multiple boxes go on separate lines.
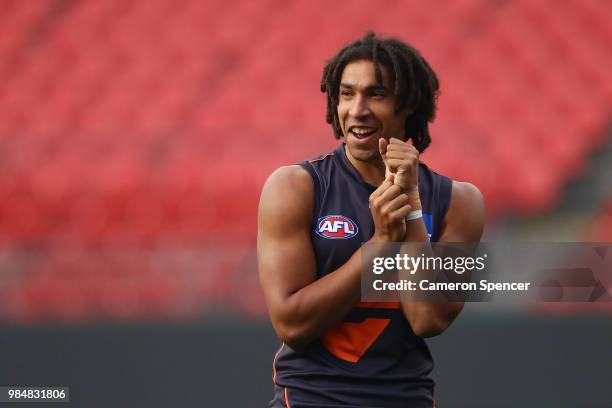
top-left (1, 1), bottom-right (609, 216)
top-left (0, 0), bottom-right (609, 320)
top-left (0, 244), bottom-right (263, 321)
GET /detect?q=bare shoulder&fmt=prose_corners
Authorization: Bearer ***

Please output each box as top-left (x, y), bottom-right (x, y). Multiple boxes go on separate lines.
top-left (440, 181), bottom-right (485, 242)
top-left (259, 165), bottom-right (313, 230)
top-left (450, 181), bottom-right (485, 212)
top-left (262, 165), bottom-right (312, 195)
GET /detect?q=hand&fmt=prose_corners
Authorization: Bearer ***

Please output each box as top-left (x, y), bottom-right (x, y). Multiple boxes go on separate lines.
top-left (368, 175), bottom-right (413, 243)
top-left (379, 138), bottom-right (419, 193)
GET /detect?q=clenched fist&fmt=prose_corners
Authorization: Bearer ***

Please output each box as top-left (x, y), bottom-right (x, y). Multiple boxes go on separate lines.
top-left (369, 175), bottom-right (413, 243)
top-left (379, 138), bottom-right (419, 193)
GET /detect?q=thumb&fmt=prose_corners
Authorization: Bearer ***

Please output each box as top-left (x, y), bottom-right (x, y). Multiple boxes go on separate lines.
top-left (379, 138), bottom-right (391, 177)
top-left (379, 138), bottom-right (388, 162)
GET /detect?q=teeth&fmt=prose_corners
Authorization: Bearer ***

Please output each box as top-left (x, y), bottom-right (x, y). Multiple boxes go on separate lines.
top-left (351, 128), bottom-right (375, 135)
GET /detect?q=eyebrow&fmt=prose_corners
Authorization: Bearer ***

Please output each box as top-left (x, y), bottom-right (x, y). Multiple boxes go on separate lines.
top-left (340, 83), bottom-right (390, 92)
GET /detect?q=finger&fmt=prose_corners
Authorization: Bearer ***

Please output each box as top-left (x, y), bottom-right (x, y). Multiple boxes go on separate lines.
top-left (389, 203), bottom-right (413, 220)
top-left (386, 158), bottom-right (416, 173)
top-left (384, 150), bottom-right (418, 160)
top-left (386, 143), bottom-right (418, 155)
top-left (379, 138), bottom-right (389, 164)
top-left (377, 184), bottom-right (403, 204)
top-left (387, 137), bottom-right (409, 147)
top-left (369, 175), bottom-right (394, 200)
top-left (386, 139), bottom-right (417, 149)
top-left (381, 193), bottom-right (411, 214)
top-left (388, 137), bottom-right (405, 145)
top-left (379, 138), bottom-right (392, 178)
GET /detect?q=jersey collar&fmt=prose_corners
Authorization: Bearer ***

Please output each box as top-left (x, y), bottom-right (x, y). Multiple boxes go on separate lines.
top-left (336, 143), bottom-right (378, 194)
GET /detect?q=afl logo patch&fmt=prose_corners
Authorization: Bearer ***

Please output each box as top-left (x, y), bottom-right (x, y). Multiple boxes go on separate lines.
top-left (315, 215), bottom-right (358, 239)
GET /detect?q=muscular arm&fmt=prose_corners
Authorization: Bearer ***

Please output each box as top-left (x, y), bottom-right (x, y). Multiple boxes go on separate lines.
top-left (258, 166), bottom-right (410, 350)
top-left (258, 166), bottom-right (363, 350)
top-left (400, 181), bottom-right (485, 337)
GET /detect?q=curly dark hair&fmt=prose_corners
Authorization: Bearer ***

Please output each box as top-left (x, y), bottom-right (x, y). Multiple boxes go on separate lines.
top-left (320, 32), bottom-right (440, 153)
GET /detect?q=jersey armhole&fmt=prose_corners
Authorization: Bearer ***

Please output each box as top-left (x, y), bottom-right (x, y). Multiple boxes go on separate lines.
top-left (298, 161), bottom-right (321, 219)
top-left (438, 175), bottom-right (453, 223)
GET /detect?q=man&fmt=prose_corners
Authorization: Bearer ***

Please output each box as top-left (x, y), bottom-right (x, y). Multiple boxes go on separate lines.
top-left (258, 32), bottom-right (485, 408)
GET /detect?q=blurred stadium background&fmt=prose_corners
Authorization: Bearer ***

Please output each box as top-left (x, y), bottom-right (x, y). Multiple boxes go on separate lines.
top-left (0, 0), bottom-right (610, 406)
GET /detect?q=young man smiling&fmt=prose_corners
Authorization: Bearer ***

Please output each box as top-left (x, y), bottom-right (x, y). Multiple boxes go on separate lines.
top-left (258, 32), bottom-right (485, 408)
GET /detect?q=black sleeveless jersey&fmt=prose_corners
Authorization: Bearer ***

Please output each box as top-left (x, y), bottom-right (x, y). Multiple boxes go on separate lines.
top-left (270, 144), bottom-right (452, 408)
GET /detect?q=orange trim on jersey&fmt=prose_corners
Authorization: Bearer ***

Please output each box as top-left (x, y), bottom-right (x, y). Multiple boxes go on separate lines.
top-left (284, 387), bottom-right (292, 408)
top-left (322, 318), bottom-right (391, 363)
top-left (308, 153), bottom-right (335, 163)
top-left (356, 301), bottom-right (401, 309)
top-left (272, 342), bottom-right (285, 384)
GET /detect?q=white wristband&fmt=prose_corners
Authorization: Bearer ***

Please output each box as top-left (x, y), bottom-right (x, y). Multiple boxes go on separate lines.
top-left (405, 209), bottom-right (423, 221)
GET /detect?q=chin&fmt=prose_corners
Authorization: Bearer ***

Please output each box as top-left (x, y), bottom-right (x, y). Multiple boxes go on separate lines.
top-left (346, 143), bottom-right (379, 162)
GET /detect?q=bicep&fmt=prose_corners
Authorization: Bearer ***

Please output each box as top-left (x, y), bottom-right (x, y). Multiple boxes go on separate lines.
top-left (257, 166), bottom-right (318, 318)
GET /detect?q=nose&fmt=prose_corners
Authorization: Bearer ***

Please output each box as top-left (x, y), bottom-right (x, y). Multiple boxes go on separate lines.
top-left (348, 94), bottom-right (371, 118)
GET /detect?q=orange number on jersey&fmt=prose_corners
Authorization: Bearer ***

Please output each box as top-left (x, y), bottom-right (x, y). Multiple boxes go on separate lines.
top-left (322, 302), bottom-right (400, 363)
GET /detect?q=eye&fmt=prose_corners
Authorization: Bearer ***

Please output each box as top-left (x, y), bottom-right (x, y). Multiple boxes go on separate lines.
top-left (370, 90), bottom-right (387, 99)
top-left (340, 90), bottom-right (353, 97)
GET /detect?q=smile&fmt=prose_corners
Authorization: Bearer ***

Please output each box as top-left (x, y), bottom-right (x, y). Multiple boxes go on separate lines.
top-left (349, 126), bottom-right (378, 138)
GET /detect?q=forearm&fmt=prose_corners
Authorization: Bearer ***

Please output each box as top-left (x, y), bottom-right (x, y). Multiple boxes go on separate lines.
top-left (274, 248), bottom-right (363, 350)
top-left (399, 193), bottom-right (463, 337)
top-left (275, 238), bottom-right (401, 349)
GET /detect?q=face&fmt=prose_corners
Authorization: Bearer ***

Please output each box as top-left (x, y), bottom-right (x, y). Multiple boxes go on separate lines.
top-left (337, 59), bottom-right (410, 163)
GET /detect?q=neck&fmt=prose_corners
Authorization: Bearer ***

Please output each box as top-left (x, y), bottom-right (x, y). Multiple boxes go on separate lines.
top-left (344, 145), bottom-right (386, 186)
